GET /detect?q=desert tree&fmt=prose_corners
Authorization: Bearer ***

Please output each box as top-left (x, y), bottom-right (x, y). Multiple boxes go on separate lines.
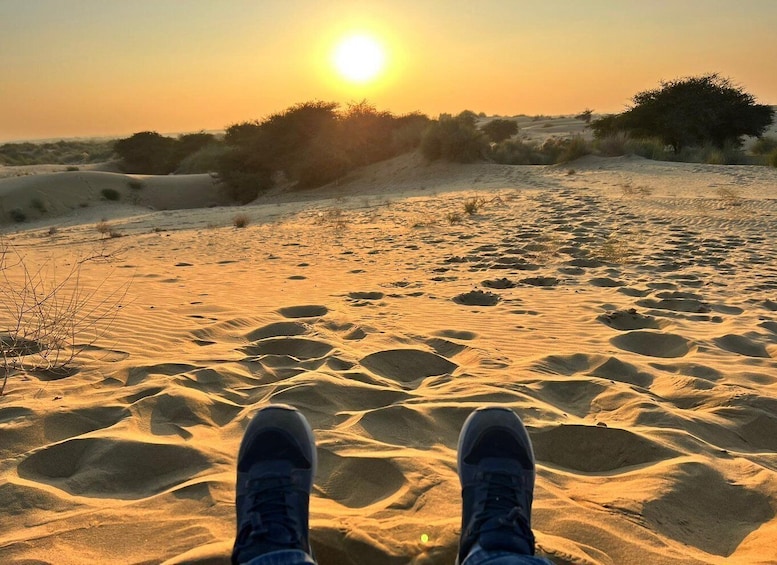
top-left (480, 119), bottom-right (519, 143)
top-left (590, 74), bottom-right (774, 152)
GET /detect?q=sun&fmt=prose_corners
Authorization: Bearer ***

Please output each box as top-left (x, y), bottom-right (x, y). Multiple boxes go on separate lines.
top-left (332, 34), bottom-right (386, 84)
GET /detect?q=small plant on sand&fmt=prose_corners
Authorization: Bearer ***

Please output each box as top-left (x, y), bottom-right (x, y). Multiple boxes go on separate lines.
top-left (127, 179), bottom-right (144, 190)
top-left (463, 197), bottom-right (485, 215)
top-left (101, 188), bottom-right (120, 201)
top-left (315, 208), bottom-right (348, 231)
top-left (66, 166), bottom-right (80, 172)
top-left (446, 211), bottom-right (463, 224)
top-left (620, 182), bottom-right (653, 197)
top-left (233, 213), bottom-right (249, 228)
top-left (1, 241), bottom-right (129, 394)
top-left (47, 227), bottom-right (58, 237)
top-left (96, 220), bottom-right (109, 234)
top-left (716, 187), bottom-right (744, 207)
top-left (9, 208), bottom-right (27, 223)
top-left (30, 198), bottom-right (47, 214)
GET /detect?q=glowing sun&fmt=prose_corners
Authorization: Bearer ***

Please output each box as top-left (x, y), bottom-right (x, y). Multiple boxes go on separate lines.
top-left (332, 34), bottom-right (386, 83)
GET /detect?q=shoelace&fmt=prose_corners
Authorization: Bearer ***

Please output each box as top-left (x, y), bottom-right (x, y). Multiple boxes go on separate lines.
top-left (468, 470), bottom-right (534, 544)
top-left (236, 473), bottom-right (302, 549)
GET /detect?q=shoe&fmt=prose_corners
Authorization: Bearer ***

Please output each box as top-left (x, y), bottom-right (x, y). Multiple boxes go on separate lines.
top-left (232, 404), bottom-right (317, 564)
top-left (457, 407), bottom-right (537, 563)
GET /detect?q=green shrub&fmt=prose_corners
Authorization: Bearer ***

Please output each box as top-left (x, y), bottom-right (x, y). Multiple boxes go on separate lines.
top-left (751, 136), bottom-right (777, 155)
top-left (101, 188), bottom-right (120, 201)
top-left (176, 143), bottom-right (230, 174)
top-left (557, 135), bottom-right (592, 163)
top-left (9, 208), bottom-right (26, 223)
top-left (768, 148), bottom-right (777, 168)
top-left (595, 133), bottom-right (629, 156)
top-left (490, 139), bottom-right (544, 164)
top-left (30, 197), bottom-right (47, 213)
top-left (421, 112), bottom-right (487, 163)
top-left (481, 119), bottom-right (518, 143)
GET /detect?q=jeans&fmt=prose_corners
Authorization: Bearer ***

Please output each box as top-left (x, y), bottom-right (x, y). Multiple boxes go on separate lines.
top-left (242, 544), bottom-right (554, 564)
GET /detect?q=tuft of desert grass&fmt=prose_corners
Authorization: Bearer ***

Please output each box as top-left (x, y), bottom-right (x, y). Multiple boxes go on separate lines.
top-left (233, 213), bottom-right (249, 228)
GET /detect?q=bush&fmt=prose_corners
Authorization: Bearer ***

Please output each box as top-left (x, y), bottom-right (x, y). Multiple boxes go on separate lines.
top-left (751, 136), bottom-right (777, 155)
top-left (421, 112), bottom-right (488, 163)
top-left (557, 135), bottom-right (592, 163)
top-left (101, 188), bottom-right (120, 201)
top-left (176, 143), bottom-right (230, 174)
top-left (233, 213), bottom-right (249, 228)
top-left (30, 198), bottom-right (47, 213)
top-left (768, 149), bottom-right (777, 168)
top-left (114, 131), bottom-right (178, 174)
top-left (490, 139), bottom-right (544, 164)
top-left (9, 208), bottom-right (26, 223)
top-left (66, 166), bottom-right (79, 171)
top-left (595, 133), bottom-right (629, 156)
top-left (591, 74), bottom-right (774, 152)
top-left (481, 119), bottom-right (518, 143)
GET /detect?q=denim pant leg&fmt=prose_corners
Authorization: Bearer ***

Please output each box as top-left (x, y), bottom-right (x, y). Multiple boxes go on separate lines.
top-left (462, 544), bottom-right (554, 565)
top-left (243, 549), bottom-right (317, 565)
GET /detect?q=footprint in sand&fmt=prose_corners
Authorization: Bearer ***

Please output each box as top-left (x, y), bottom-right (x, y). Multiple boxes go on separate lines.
top-left (713, 334), bottom-right (773, 358)
top-left (597, 309), bottom-right (665, 331)
top-left (278, 305), bottom-right (328, 318)
top-left (611, 330), bottom-right (694, 358)
top-left (481, 277), bottom-right (517, 289)
top-left (316, 450), bottom-right (406, 508)
top-left (641, 462), bottom-right (773, 556)
top-left (531, 424), bottom-right (676, 472)
top-left (17, 438), bottom-right (211, 498)
top-left (360, 349), bottom-right (458, 382)
top-left (453, 290), bottom-right (500, 306)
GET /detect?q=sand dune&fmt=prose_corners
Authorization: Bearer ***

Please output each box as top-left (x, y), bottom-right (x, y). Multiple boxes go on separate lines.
top-left (1, 152), bottom-right (777, 564)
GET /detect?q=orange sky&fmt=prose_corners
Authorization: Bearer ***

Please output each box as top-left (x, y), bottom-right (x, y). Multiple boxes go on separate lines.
top-left (1, 0), bottom-right (776, 142)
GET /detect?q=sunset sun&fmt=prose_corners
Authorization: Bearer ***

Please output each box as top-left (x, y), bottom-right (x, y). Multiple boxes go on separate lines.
top-left (332, 34), bottom-right (386, 83)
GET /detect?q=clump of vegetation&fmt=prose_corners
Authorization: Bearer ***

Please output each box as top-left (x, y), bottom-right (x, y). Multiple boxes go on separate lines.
top-left (463, 197), bottom-right (485, 215)
top-left (176, 143), bottom-right (230, 174)
top-left (66, 166), bottom-right (80, 171)
top-left (95, 220), bottom-right (111, 236)
top-left (30, 198), bottom-right (47, 214)
top-left (233, 213), bottom-right (249, 228)
top-left (575, 109), bottom-right (594, 124)
top-left (127, 179), bottom-right (143, 190)
top-left (768, 149), bottom-right (777, 168)
top-left (1, 240), bottom-right (129, 393)
top-left (0, 139), bottom-right (115, 166)
top-left (9, 209), bottom-right (26, 223)
top-left (590, 74), bottom-right (774, 153)
top-left (101, 188), bottom-right (120, 201)
top-left (480, 119), bottom-right (518, 143)
top-left (446, 211), bottom-right (463, 224)
top-left (751, 136), bottom-right (777, 155)
top-left (113, 131), bottom-right (219, 175)
top-left (557, 135), bottom-right (592, 163)
top-left (421, 111), bottom-right (488, 163)
top-left (216, 100), bottom-right (430, 201)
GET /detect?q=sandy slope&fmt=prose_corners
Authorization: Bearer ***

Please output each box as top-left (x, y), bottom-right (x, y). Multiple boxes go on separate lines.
top-left (1, 154), bottom-right (777, 564)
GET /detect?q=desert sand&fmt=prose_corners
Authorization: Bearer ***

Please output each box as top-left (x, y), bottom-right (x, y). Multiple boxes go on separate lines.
top-left (1, 137), bottom-right (777, 564)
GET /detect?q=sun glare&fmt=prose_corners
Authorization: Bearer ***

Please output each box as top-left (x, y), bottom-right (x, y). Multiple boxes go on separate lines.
top-left (332, 34), bottom-right (386, 84)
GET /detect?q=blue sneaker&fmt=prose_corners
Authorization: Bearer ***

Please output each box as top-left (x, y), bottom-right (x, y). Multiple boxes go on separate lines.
top-left (232, 404), bottom-right (317, 564)
top-left (457, 407), bottom-right (537, 563)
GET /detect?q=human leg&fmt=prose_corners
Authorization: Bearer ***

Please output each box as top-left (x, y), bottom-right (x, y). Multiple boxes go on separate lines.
top-left (232, 404), bottom-right (317, 565)
top-left (457, 407), bottom-right (553, 565)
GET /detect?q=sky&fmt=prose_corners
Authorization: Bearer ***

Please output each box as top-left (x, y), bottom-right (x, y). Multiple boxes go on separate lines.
top-left (1, 0), bottom-right (776, 142)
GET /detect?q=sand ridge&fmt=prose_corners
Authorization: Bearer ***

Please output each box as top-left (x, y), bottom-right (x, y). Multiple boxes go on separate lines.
top-left (1, 155), bottom-right (777, 564)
